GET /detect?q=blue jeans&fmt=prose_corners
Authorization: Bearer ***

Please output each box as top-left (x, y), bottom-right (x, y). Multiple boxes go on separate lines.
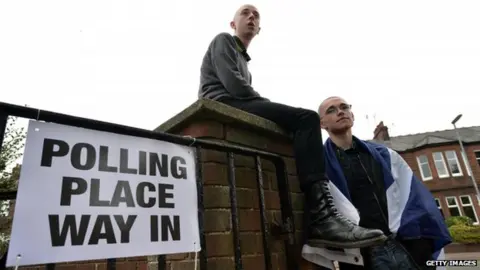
top-left (367, 238), bottom-right (421, 270)
top-left (338, 237), bottom-right (434, 270)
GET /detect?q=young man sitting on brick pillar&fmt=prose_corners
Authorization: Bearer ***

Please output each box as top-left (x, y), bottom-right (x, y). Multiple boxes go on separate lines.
top-left (302, 96), bottom-right (452, 269)
top-left (197, 4), bottom-right (387, 249)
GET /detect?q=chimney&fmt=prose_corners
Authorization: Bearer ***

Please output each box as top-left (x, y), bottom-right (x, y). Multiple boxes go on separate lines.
top-left (373, 121), bottom-right (390, 141)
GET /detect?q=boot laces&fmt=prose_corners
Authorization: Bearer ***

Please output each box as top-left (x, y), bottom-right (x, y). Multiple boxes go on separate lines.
top-left (322, 181), bottom-right (355, 225)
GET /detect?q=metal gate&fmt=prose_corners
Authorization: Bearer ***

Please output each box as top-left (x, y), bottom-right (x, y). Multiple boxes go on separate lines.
top-left (0, 101), bottom-right (299, 270)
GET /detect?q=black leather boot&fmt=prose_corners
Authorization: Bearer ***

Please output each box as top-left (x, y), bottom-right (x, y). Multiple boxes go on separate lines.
top-left (306, 180), bottom-right (387, 249)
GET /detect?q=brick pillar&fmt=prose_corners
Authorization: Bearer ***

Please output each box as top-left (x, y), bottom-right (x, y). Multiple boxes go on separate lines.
top-left (155, 99), bottom-right (316, 270)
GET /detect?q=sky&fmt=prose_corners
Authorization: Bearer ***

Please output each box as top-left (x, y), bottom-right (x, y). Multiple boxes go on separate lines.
top-left (1, 0), bottom-right (479, 143)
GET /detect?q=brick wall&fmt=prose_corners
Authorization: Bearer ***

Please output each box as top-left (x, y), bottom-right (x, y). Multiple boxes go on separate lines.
top-left (401, 143), bottom-right (480, 192)
top-left (8, 98), bottom-right (318, 269)
top-left (164, 118), bottom-right (315, 270)
top-left (399, 143), bottom-right (480, 221)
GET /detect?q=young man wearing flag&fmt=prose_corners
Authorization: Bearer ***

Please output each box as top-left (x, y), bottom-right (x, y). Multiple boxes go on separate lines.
top-left (302, 96), bottom-right (452, 269)
top-left (198, 4), bottom-right (387, 250)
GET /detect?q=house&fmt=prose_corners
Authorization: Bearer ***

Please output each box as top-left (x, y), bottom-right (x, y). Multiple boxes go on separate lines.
top-left (371, 122), bottom-right (480, 225)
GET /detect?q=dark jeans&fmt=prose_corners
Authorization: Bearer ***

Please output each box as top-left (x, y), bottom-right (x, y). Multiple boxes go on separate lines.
top-left (338, 238), bottom-right (434, 270)
top-left (368, 238), bottom-right (423, 270)
top-left (218, 97), bottom-right (325, 192)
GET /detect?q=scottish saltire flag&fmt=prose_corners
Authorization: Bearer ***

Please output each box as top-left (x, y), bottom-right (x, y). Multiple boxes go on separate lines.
top-left (302, 137), bottom-right (452, 269)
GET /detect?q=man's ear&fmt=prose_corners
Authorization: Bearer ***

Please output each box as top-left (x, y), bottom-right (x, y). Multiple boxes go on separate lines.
top-left (320, 118), bottom-right (328, 130)
top-left (230, 21), bottom-right (236, 30)
top-left (257, 27), bottom-right (261, 35)
top-left (352, 112), bottom-right (355, 122)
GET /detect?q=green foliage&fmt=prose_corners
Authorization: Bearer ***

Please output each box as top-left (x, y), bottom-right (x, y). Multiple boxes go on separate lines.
top-left (449, 224), bottom-right (480, 244)
top-left (446, 216), bottom-right (480, 244)
top-left (445, 216), bottom-right (474, 227)
top-left (0, 116), bottom-right (26, 255)
top-left (0, 116), bottom-right (26, 191)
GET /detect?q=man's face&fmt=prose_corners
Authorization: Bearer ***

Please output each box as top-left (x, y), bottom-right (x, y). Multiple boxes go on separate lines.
top-left (319, 97), bottom-right (355, 134)
top-left (231, 5), bottom-right (260, 39)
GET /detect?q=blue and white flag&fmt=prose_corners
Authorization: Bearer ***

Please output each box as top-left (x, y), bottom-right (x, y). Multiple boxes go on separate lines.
top-left (302, 137), bottom-right (452, 269)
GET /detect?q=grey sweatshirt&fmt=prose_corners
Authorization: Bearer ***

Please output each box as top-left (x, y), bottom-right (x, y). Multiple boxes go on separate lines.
top-left (198, 33), bottom-right (267, 101)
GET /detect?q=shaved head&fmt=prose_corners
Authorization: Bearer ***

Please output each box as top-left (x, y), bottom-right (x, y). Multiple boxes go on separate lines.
top-left (318, 96), bottom-right (343, 116)
top-left (234, 4), bottom-right (257, 18)
top-left (318, 96), bottom-right (354, 135)
top-left (230, 4), bottom-right (261, 43)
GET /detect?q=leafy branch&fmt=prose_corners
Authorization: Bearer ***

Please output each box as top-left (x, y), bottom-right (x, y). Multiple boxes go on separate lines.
top-left (0, 116), bottom-right (26, 255)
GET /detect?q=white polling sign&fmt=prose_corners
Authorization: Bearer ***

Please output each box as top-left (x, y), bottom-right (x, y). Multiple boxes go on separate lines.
top-left (7, 120), bottom-right (200, 267)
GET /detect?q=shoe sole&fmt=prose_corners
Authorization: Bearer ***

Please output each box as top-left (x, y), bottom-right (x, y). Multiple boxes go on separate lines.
top-left (307, 234), bottom-right (388, 249)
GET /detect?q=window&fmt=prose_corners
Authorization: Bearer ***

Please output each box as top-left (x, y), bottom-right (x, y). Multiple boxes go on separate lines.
top-left (445, 196), bottom-right (461, 217)
top-left (459, 195), bottom-right (479, 224)
top-left (475, 151), bottom-right (480, 166)
top-left (416, 155), bottom-right (432, 181)
top-left (432, 152), bottom-right (449, 178)
top-left (461, 152), bottom-right (472, 176)
top-left (445, 150), bottom-right (463, 177)
top-left (435, 198), bottom-right (445, 219)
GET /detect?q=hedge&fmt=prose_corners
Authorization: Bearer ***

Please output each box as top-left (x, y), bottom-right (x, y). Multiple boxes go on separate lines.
top-left (449, 224), bottom-right (480, 244)
top-left (446, 216), bottom-right (480, 244)
top-left (446, 216), bottom-right (474, 227)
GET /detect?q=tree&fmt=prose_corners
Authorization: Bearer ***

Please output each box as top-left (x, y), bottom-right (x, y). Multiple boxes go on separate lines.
top-left (0, 116), bottom-right (26, 255)
top-left (0, 117), bottom-right (26, 191)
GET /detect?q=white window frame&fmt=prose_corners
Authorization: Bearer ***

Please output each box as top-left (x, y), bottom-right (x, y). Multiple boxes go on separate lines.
top-left (474, 150), bottom-right (480, 167)
top-left (416, 155), bottom-right (433, 181)
top-left (434, 198), bottom-right (444, 218)
top-left (434, 198), bottom-right (441, 209)
top-left (445, 196), bottom-right (462, 217)
top-left (432, 152), bottom-right (449, 178)
top-left (445, 150), bottom-right (463, 177)
top-left (459, 195), bottom-right (479, 225)
top-left (461, 152), bottom-right (472, 177)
